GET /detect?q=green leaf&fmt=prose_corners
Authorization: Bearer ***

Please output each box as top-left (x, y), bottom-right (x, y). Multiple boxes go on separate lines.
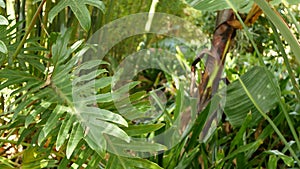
top-left (175, 147), bottom-right (199, 169)
top-left (80, 107), bottom-right (128, 127)
top-left (268, 155), bottom-right (277, 169)
top-left (265, 150), bottom-right (294, 167)
top-left (286, 0), bottom-right (300, 5)
top-left (73, 69), bottom-right (108, 84)
top-left (224, 140), bottom-right (263, 161)
top-left (84, 130), bottom-right (106, 157)
top-left (122, 123), bottom-right (165, 136)
top-left (66, 122), bottom-right (84, 159)
top-left (174, 82), bottom-right (185, 120)
top-left (22, 147), bottom-right (56, 169)
top-left (58, 156), bottom-right (71, 169)
top-left (71, 148), bottom-right (94, 168)
top-left (94, 93), bottom-right (113, 103)
top-left (187, 102), bottom-right (211, 150)
top-left (0, 15), bottom-right (8, 25)
top-left (86, 154), bottom-right (102, 169)
top-left (189, 0), bottom-right (297, 12)
top-left (70, 39), bottom-right (85, 52)
top-left (87, 120), bottom-right (130, 142)
top-left (254, 0), bottom-right (300, 64)
top-left (162, 143), bottom-right (182, 168)
top-left (229, 112), bottom-right (252, 152)
top-left (75, 60), bottom-right (104, 72)
top-left (0, 40), bottom-right (7, 54)
top-left (51, 29), bottom-right (72, 66)
top-left (189, 0), bottom-right (253, 12)
top-left (56, 114), bottom-right (75, 150)
top-left (270, 0), bottom-right (300, 5)
top-left (106, 155), bottom-right (163, 169)
top-left (224, 66), bottom-right (279, 127)
top-left (38, 105), bottom-right (67, 145)
top-left (25, 102), bottom-right (51, 128)
top-left (0, 0), bottom-right (5, 8)
top-left (107, 138), bottom-right (167, 156)
top-left (85, 0), bottom-right (105, 12)
top-left (48, 0), bottom-right (105, 31)
top-left (73, 77), bottom-right (112, 93)
top-left (0, 157), bottom-right (14, 168)
top-left (0, 69), bottom-right (37, 84)
top-left (200, 93), bottom-right (223, 142)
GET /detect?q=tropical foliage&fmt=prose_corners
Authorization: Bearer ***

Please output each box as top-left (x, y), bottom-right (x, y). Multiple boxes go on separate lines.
top-left (0, 0), bottom-right (300, 168)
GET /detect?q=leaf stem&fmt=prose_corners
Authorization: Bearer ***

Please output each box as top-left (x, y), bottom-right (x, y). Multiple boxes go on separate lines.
top-left (270, 22), bottom-right (300, 103)
top-left (286, 7), bottom-right (300, 34)
top-left (226, 0), bottom-right (300, 165)
top-left (0, 138), bottom-right (31, 146)
top-left (12, 0), bottom-right (46, 60)
top-left (254, 0), bottom-right (300, 64)
top-left (234, 3), bottom-right (300, 158)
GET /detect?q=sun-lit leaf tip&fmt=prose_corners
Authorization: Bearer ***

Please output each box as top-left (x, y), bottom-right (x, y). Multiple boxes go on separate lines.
top-left (0, 0), bottom-right (5, 8)
top-left (66, 122), bottom-right (84, 159)
top-left (0, 40), bottom-right (7, 54)
top-left (0, 15), bottom-right (8, 25)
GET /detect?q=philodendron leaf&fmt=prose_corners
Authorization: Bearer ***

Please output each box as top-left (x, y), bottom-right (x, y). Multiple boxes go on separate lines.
top-left (56, 114), bottom-right (75, 151)
top-left (48, 0), bottom-right (105, 31)
top-left (66, 122), bottom-right (84, 159)
top-left (224, 66), bottom-right (279, 127)
top-left (121, 123), bottom-right (165, 136)
top-left (38, 105), bottom-right (66, 145)
top-left (108, 138), bottom-right (167, 154)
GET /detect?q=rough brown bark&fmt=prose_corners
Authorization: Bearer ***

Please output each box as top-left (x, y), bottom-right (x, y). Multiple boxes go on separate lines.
top-left (192, 9), bottom-right (237, 112)
top-left (191, 5), bottom-right (264, 140)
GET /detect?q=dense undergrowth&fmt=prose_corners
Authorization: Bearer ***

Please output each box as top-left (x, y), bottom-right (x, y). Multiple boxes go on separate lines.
top-left (0, 0), bottom-right (300, 168)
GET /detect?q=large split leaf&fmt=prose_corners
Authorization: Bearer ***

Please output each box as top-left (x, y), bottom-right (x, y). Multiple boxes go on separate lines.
top-left (48, 0), bottom-right (105, 31)
top-left (49, 30), bottom-right (129, 158)
top-left (106, 137), bottom-right (167, 157)
top-left (0, 28), bottom-right (130, 167)
top-left (37, 105), bottom-right (68, 145)
top-left (224, 66), bottom-right (280, 127)
top-left (66, 122), bottom-right (84, 159)
top-left (121, 123), bottom-right (165, 136)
